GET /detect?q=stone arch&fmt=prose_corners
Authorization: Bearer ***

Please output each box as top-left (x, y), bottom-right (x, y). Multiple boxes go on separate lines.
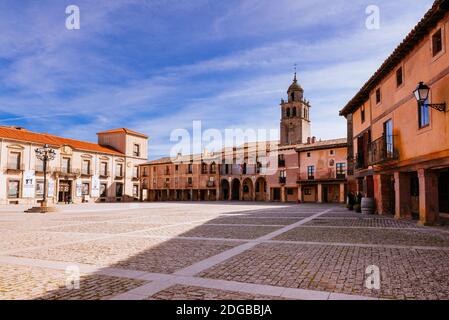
top-left (220, 179), bottom-right (230, 201)
top-left (255, 177), bottom-right (267, 202)
top-left (242, 178), bottom-right (254, 201)
top-left (231, 179), bottom-right (241, 201)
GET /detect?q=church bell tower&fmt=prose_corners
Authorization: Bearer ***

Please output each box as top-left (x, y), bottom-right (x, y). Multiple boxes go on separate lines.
top-left (280, 72), bottom-right (311, 145)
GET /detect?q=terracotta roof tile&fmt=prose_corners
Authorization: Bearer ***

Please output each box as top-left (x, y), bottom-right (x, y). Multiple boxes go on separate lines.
top-left (97, 128), bottom-right (148, 138)
top-left (0, 126), bottom-right (124, 156)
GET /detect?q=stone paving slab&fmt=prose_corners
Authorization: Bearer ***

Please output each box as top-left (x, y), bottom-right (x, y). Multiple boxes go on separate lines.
top-left (148, 284), bottom-right (288, 300)
top-left (205, 217), bottom-right (302, 226)
top-left (12, 237), bottom-right (243, 274)
top-left (44, 222), bottom-right (165, 235)
top-left (181, 225), bottom-right (283, 240)
top-left (0, 231), bottom-right (95, 253)
top-left (274, 226), bottom-right (449, 247)
top-left (199, 243), bottom-right (449, 300)
top-left (307, 218), bottom-right (422, 229)
top-left (0, 263), bottom-right (147, 300)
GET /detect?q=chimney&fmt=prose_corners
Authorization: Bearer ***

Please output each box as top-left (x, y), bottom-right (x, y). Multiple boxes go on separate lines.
top-left (312, 137), bottom-right (317, 144)
top-left (307, 137), bottom-right (311, 144)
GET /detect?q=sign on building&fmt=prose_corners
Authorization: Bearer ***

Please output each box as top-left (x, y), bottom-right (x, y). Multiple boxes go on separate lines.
top-left (76, 181), bottom-right (83, 197)
top-left (91, 175), bottom-right (100, 198)
top-left (48, 178), bottom-right (55, 198)
top-left (23, 170), bottom-right (36, 198)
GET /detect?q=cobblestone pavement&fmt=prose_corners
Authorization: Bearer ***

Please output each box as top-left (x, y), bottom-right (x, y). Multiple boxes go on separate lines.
top-left (0, 202), bottom-right (448, 300)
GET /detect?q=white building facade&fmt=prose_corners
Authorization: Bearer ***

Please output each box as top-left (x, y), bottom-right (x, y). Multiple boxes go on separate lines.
top-left (0, 126), bottom-right (148, 205)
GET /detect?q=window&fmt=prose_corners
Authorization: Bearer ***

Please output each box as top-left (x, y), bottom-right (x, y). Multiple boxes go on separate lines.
top-left (202, 163), bottom-right (208, 174)
top-left (375, 88), bottom-right (381, 104)
top-left (287, 188), bottom-right (294, 195)
top-left (116, 183), bottom-right (123, 197)
top-left (396, 67), bottom-right (403, 87)
top-left (432, 28), bottom-right (443, 57)
top-left (329, 159), bottom-right (335, 167)
top-left (336, 163), bottom-right (346, 178)
top-left (82, 183), bottom-right (90, 196)
top-left (304, 188), bottom-right (312, 196)
top-left (82, 159), bottom-right (91, 175)
top-left (8, 180), bottom-right (20, 198)
top-left (292, 108), bottom-right (297, 117)
top-left (133, 166), bottom-right (139, 178)
top-left (307, 152), bottom-right (311, 158)
top-left (62, 158), bottom-right (71, 173)
top-left (116, 163), bottom-right (123, 178)
top-left (279, 170), bottom-right (287, 178)
top-left (133, 185), bottom-right (139, 198)
top-left (36, 180), bottom-right (45, 197)
top-left (100, 162), bottom-right (108, 177)
top-left (361, 105), bottom-right (365, 123)
top-left (143, 167), bottom-right (148, 176)
top-left (100, 183), bottom-right (107, 197)
top-left (384, 119), bottom-right (394, 157)
top-left (8, 152), bottom-right (21, 170)
top-left (188, 163), bottom-right (193, 174)
top-left (35, 158), bottom-right (44, 172)
top-left (175, 165), bottom-right (179, 172)
top-left (278, 154), bottom-right (285, 167)
top-left (307, 166), bottom-right (315, 180)
top-left (133, 144), bottom-right (140, 157)
top-left (330, 150), bottom-right (335, 155)
top-left (286, 108), bottom-right (291, 117)
top-left (187, 177), bottom-right (193, 186)
top-left (419, 98), bottom-right (430, 128)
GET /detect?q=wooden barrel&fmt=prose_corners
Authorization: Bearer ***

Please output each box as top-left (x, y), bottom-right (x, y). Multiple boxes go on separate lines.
top-left (361, 198), bottom-right (375, 215)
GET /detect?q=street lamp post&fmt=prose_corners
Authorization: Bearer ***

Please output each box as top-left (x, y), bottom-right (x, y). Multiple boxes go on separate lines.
top-left (35, 144), bottom-right (56, 211)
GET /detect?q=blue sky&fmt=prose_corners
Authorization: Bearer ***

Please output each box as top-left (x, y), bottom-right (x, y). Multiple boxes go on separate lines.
top-left (0, 0), bottom-right (434, 159)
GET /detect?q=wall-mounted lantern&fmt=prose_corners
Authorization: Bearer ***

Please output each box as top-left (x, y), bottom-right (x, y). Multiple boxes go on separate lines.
top-left (413, 82), bottom-right (446, 112)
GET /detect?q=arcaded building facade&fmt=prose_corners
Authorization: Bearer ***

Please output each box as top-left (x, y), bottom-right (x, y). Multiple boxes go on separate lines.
top-left (0, 127), bottom-right (148, 205)
top-left (141, 75), bottom-right (348, 203)
top-left (340, 0), bottom-right (449, 225)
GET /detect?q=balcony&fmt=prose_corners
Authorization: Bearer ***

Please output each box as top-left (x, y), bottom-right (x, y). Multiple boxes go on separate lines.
top-left (81, 169), bottom-right (93, 177)
top-left (99, 171), bottom-right (110, 179)
top-left (6, 162), bottom-right (24, 172)
top-left (207, 181), bottom-right (216, 188)
top-left (369, 135), bottom-right (399, 165)
top-left (115, 173), bottom-right (124, 180)
top-left (297, 169), bottom-right (346, 183)
top-left (279, 177), bottom-right (287, 185)
top-left (186, 181), bottom-right (193, 188)
top-left (354, 153), bottom-right (368, 170)
top-left (56, 167), bottom-right (80, 176)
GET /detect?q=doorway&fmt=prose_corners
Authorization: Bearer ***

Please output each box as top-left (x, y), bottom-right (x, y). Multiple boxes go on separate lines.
top-left (439, 170), bottom-right (449, 214)
top-left (58, 180), bottom-right (72, 203)
top-left (322, 186), bottom-right (329, 203)
top-left (231, 179), bottom-right (241, 201)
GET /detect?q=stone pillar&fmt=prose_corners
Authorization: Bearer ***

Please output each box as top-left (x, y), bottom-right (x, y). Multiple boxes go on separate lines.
top-left (298, 185), bottom-right (302, 203)
top-left (216, 188), bottom-right (220, 202)
top-left (374, 174), bottom-right (393, 216)
top-left (418, 169), bottom-right (439, 226)
top-left (317, 184), bottom-right (323, 203)
top-left (281, 187), bottom-right (286, 203)
top-left (339, 183), bottom-right (345, 204)
top-left (394, 172), bottom-right (412, 220)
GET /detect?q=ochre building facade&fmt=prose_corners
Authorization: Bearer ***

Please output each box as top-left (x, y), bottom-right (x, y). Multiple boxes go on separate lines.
top-left (340, 0), bottom-right (449, 225)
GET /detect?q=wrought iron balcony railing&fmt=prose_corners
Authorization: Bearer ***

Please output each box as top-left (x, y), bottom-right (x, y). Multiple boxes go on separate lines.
top-left (369, 135), bottom-right (399, 165)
